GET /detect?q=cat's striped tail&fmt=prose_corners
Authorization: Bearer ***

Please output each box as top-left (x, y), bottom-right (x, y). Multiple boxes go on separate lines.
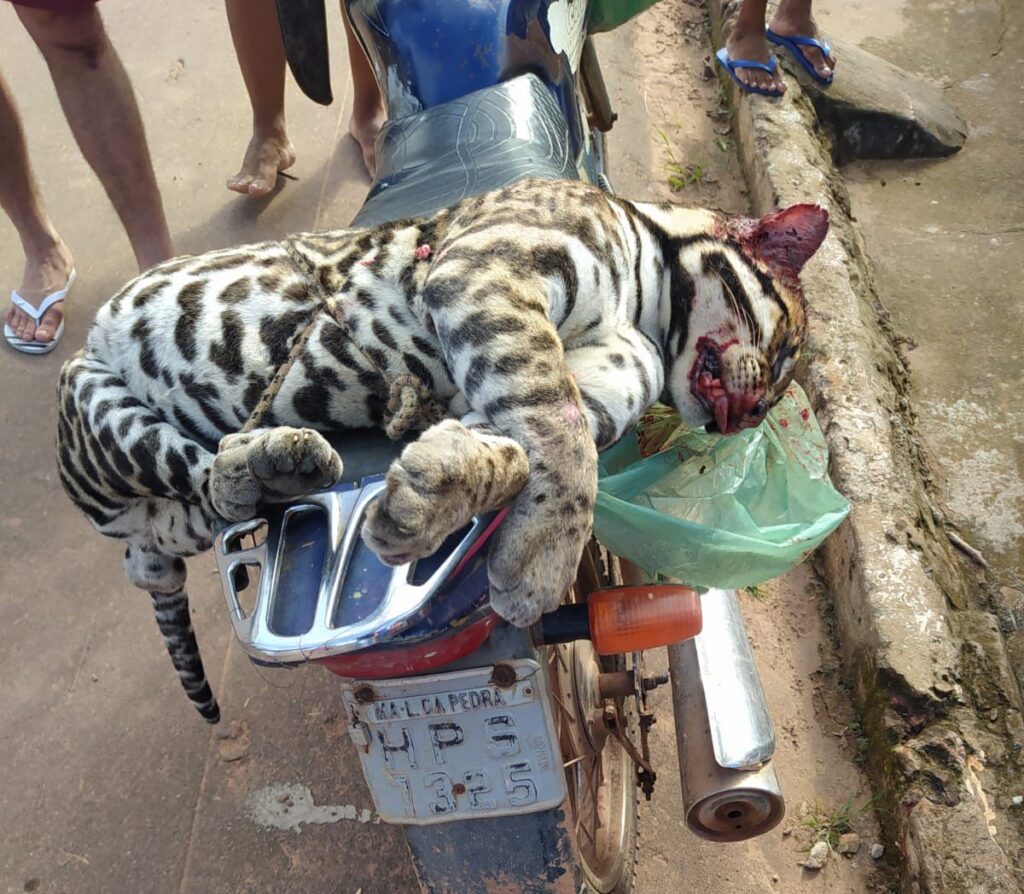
top-left (150, 588), bottom-right (220, 723)
top-left (125, 545), bottom-right (220, 724)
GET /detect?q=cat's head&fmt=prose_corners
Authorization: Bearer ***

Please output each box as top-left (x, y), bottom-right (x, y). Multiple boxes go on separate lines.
top-left (665, 203), bottom-right (829, 433)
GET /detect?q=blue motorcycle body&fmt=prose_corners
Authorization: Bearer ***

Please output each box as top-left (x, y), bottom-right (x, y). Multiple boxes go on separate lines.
top-left (346, 0), bottom-right (603, 227)
top-left (349, 0), bottom-right (590, 158)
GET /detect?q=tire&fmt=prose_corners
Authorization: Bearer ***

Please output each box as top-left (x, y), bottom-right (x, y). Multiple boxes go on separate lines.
top-left (546, 544), bottom-right (638, 894)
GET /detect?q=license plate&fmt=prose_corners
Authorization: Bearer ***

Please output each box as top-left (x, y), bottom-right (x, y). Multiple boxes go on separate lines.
top-left (342, 660), bottom-right (566, 824)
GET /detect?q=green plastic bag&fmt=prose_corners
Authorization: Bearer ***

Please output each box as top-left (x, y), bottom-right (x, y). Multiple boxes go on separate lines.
top-left (588, 0), bottom-right (662, 33)
top-left (593, 383), bottom-right (849, 588)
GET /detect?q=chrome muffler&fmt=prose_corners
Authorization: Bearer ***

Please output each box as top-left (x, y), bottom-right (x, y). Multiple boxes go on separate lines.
top-left (667, 588), bottom-right (785, 842)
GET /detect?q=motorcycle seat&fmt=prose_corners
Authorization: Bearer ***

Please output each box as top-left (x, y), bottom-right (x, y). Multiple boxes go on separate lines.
top-left (351, 73), bottom-right (578, 228)
top-left (324, 428), bottom-right (408, 485)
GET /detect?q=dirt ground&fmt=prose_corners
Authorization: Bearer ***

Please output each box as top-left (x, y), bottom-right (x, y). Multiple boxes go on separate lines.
top-left (0, 2), bottom-right (888, 892)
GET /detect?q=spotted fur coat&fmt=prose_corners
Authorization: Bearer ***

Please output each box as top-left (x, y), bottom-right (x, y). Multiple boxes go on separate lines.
top-left (57, 178), bottom-right (829, 720)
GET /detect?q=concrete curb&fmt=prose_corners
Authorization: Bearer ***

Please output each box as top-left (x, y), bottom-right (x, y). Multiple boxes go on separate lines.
top-left (705, 3), bottom-right (1024, 890)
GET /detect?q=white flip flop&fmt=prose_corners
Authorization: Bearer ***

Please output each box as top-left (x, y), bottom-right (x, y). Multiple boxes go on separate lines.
top-left (4, 268), bottom-right (76, 355)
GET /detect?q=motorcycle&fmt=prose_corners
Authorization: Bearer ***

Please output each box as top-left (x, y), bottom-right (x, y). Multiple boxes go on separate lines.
top-left (214, 2), bottom-right (784, 890)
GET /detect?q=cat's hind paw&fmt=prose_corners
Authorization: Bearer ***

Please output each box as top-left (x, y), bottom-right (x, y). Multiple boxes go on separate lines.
top-left (247, 427), bottom-right (342, 497)
top-left (209, 427), bottom-right (342, 521)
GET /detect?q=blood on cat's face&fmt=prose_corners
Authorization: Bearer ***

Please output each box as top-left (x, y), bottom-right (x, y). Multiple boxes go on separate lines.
top-left (665, 203), bottom-right (828, 433)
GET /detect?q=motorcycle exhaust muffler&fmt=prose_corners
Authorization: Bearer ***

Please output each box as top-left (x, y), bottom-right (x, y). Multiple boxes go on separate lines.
top-left (667, 588), bottom-right (784, 842)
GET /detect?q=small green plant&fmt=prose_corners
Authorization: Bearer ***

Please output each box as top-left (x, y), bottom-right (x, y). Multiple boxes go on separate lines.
top-left (801, 796), bottom-right (874, 852)
top-left (715, 79), bottom-right (730, 111)
top-left (845, 721), bottom-right (871, 764)
top-left (715, 137), bottom-right (730, 153)
top-left (670, 162), bottom-right (706, 191)
top-left (743, 584), bottom-right (767, 602)
top-left (655, 127), bottom-right (707, 192)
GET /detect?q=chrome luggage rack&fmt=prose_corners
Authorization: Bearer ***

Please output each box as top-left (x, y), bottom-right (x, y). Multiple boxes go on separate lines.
top-left (214, 478), bottom-right (493, 665)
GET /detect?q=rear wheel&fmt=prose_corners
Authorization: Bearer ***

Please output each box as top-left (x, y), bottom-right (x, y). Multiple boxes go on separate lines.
top-left (546, 544), bottom-right (638, 894)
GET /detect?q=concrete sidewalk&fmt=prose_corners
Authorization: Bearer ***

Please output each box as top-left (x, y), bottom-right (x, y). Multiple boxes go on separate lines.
top-left (817, 0), bottom-right (1024, 884)
top-left (820, 0), bottom-right (1024, 619)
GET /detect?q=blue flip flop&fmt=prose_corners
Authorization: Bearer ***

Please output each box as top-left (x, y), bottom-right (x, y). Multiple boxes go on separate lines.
top-left (714, 48), bottom-right (784, 98)
top-left (766, 29), bottom-right (834, 86)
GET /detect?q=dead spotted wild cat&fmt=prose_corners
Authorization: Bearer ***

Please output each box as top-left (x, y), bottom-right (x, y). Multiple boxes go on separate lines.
top-left (57, 178), bottom-right (829, 719)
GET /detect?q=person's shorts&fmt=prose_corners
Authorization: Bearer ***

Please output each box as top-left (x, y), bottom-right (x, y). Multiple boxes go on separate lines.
top-left (4, 0), bottom-right (99, 10)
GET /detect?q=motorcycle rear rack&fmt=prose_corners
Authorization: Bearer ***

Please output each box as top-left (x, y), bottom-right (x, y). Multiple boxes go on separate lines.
top-left (214, 479), bottom-right (492, 664)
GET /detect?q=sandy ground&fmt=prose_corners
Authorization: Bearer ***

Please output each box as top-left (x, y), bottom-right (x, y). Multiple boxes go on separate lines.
top-left (0, 2), bottom-right (888, 892)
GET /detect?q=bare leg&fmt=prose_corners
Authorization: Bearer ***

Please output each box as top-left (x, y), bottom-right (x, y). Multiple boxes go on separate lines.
top-left (224, 0), bottom-right (296, 198)
top-left (770, 0), bottom-right (836, 80)
top-left (341, 5), bottom-right (385, 177)
top-left (724, 0), bottom-right (786, 95)
top-left (16, 4), bottom-right (172, 286)
top-left (0, 70), bottom-right (75, 344)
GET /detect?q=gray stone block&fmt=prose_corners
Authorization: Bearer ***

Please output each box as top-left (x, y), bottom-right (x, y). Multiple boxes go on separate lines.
top-left (781, 37), bottom-right (968, 164)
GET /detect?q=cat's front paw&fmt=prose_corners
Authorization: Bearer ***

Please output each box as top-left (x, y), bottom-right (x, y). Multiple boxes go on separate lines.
top-left (361, 420), bottom-right (529, 566)
top-left (362, 494), bottom-right (441, 567)
top-left (361, 423), bottom-right (473, 565)
top-left (486, 492), bottom-right (591, 627)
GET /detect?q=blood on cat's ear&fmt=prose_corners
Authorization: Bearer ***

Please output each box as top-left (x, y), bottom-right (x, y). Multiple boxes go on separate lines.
top-left (726, 204), bottom-right (830, 282)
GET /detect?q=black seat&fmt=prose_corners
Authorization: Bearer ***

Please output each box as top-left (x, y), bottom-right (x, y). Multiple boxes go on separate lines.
top-left (325, 429), bottom-right (408, 485)
top-left (351, 73), bottom-right (577, 228)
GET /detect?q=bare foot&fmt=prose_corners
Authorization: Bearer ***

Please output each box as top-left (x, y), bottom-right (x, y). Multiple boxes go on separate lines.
top-left (349, 105), bottom-right (385, 178)
top-left (724, 27), bottom-right (786, 95)
top-left (5, 240), bottom-right (74, 344)
top-left (768, 8), bottom-right (836, 81)
top-left (227, 126), bottom-right (296, 198)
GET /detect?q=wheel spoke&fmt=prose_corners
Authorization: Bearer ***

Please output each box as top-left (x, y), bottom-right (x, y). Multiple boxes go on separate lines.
top-left (549, 691), bottom-right (577, 727)
top-left (542, 548), bottom-right (636, 891)
top-left (589, 754), bottom-right (605, 844)
top-left (576, 756), bottom-right (599, 845)
top-left (555, 645), bottom-right (570, 672)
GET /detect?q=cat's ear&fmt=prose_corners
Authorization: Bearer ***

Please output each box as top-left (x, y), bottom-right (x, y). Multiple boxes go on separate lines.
top-left (729, 204), bottom-right (830, 279)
